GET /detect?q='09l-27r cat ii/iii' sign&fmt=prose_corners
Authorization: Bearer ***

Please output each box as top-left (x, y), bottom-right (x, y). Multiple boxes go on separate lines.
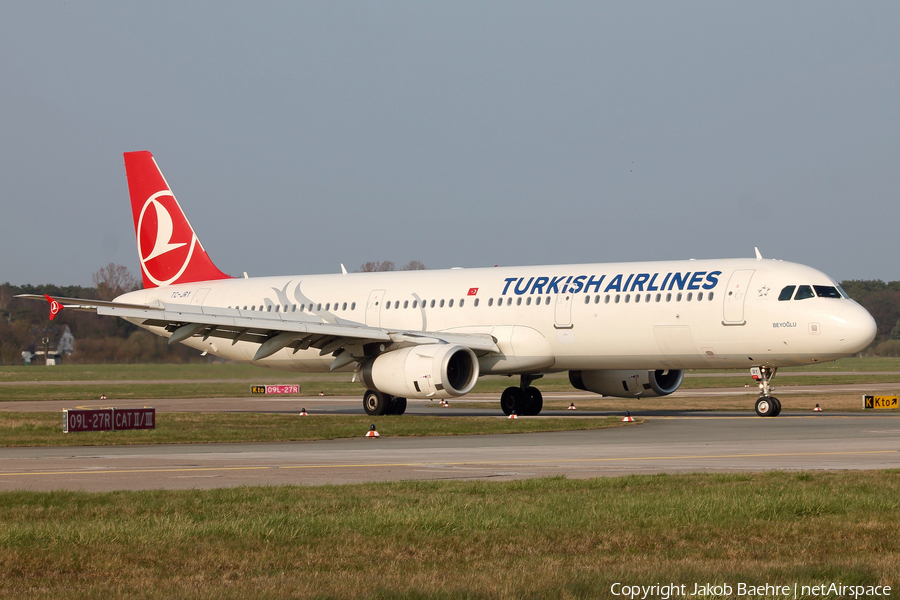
top-left (63, 408), bottom-right (156, 433)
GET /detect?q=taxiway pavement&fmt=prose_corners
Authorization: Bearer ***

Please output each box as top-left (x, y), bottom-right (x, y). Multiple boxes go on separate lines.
top-left (1, 409), bottom-right (897, 492)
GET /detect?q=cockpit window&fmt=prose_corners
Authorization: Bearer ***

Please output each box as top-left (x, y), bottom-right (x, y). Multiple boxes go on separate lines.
top-left (778, 286), bottom-right (795, 301)
top-left (814, 285), bottom-right (842, 299)
top-left (794, 285), bottom-right (815, 300)
top-left (836, 285), bottom-right (850, 299)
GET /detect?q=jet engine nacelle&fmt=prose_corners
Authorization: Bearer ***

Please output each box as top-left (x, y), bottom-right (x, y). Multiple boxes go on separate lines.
top-left (360, 344), bottom-right (479, 399)
top-left (568, 369), bottom-right (684, 398)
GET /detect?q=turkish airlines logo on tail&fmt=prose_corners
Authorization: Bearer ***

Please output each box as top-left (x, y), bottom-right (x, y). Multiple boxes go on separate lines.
top-left (137, 191), bottom-right (198, 286)
top-left (44, 295), bottom-right (62, 320)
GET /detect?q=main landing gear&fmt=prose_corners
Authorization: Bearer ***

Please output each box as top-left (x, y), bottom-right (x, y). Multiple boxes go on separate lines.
top-left (752, 366), bottom-right (781, 417)
top-left (363, 389), bottom-right (407, 416)
top-left (500, 374), bottom-right (544, 416)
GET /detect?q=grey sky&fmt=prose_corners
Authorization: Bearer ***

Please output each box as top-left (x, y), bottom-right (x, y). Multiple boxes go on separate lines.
top-left (1, 2), bottom-right (898, 286)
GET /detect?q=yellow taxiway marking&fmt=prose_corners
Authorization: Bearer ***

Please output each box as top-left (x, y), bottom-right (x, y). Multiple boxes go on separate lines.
top-left (0, 449), bottom-right (896, 478)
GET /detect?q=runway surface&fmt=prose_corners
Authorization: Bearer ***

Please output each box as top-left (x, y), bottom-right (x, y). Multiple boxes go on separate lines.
top-left (1, 407), bottom-right (898, 492)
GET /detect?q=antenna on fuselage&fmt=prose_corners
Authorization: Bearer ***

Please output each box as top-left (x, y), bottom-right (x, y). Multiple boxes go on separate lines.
top-left (340, 264), bottom-right (348, 275)
top-left (754, 247), bottom-right (763, 261)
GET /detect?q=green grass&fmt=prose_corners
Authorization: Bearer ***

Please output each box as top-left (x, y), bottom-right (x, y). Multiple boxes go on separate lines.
top-left (0, 471), bottom-right (897, 599)
top-left (0, 412), bottom-right (626, 447)
top-left (0, 362), bottom-right (285, 382)
top-left (2, 357), bottom-right (899, 403)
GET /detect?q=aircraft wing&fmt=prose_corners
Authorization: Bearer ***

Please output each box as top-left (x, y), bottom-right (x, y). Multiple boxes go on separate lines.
top-left (99, 303), bottom-right (499, 365)
top-left (15, 294), bottom-right (165, 312)
top-left (17, 294), bottom-right (499, 366)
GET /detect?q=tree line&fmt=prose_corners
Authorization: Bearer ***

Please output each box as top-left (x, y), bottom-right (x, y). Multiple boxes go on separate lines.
top-left (2, 264), bottom-right (900, 365)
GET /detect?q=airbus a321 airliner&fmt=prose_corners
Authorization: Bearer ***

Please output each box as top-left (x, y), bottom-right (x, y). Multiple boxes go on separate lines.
top-left (20, 151), bottom-right (877, 417)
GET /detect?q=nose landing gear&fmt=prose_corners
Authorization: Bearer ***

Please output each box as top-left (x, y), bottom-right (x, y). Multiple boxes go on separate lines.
top-left (751, 366), bottom-right (781, 417)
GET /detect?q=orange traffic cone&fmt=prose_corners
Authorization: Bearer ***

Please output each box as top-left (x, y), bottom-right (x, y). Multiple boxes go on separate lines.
top-left (568, 403), bottom-right (576, 410)
top-left (622, 411), bottom-right (634, 422)
top-left (508, 411), bottom-right (518, 419)
top-left (366, 424), bottom-right (380, 438)
top-left (299, 409), bottom-right (308, 416)
top-left (100, 394), bottom-right (106, 400)
top-left (814, 404), bottom-right (823, 412)
top-left (441, 400), bottom-right (449, 407)
top-left (319, 391), bottom-right (324, 396)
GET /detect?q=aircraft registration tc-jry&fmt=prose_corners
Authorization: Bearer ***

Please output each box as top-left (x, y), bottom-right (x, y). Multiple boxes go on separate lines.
top-left (21, 151), bottom-right (878, 417)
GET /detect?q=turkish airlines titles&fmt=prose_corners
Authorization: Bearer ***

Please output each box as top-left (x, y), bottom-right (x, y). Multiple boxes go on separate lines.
top-left (500, 270), bottom-right (723, 296)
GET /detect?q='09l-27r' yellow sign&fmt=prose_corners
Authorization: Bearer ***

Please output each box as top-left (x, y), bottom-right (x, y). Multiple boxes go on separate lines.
top-left (864, 395), bottom-right (899, 409)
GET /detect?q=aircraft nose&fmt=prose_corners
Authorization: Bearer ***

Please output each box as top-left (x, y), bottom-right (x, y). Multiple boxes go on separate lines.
top-left (834, 303), bottom-right (877, 352)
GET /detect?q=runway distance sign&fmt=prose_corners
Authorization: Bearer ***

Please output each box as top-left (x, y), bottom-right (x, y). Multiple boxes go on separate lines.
top-left (63, 408), bottom-right (156, 433)
top-left (251, 385), bottom-right (301, 395)
top-left (863, 395), bottom-right (899, 410)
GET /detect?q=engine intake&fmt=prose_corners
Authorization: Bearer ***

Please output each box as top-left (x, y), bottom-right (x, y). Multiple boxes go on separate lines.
top-left (568, 369), bottom-right (683, 398)
top-left (360, 344), bottom-right (479, 399)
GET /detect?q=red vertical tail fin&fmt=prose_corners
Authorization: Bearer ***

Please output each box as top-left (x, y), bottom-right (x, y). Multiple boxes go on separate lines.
top-left (124, 151), bottom-right (231, 288)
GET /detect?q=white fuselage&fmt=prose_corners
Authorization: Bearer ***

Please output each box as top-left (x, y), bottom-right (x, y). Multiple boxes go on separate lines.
top-left (116, 257), bottom-right (877, 373)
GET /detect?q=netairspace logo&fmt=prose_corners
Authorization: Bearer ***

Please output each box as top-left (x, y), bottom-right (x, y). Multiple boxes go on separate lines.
top-left (609, 581), bottom-right (892, 599)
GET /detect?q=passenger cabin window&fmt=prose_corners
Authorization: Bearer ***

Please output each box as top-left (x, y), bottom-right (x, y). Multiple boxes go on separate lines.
top-left (814, 285), bottom-right (842, 299)
top-left (794, 285), bottom-right (815, 300)
top-left (351, 302), bottom-right (356, 310)
top-left (474, 298), bottom-right (479, 307)
top-left (460, 299), bottom-right (465, 307)
top-left (488, 298), bottom-right (494, 307)
top-left (449, 299), bottom-right (454, 307)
